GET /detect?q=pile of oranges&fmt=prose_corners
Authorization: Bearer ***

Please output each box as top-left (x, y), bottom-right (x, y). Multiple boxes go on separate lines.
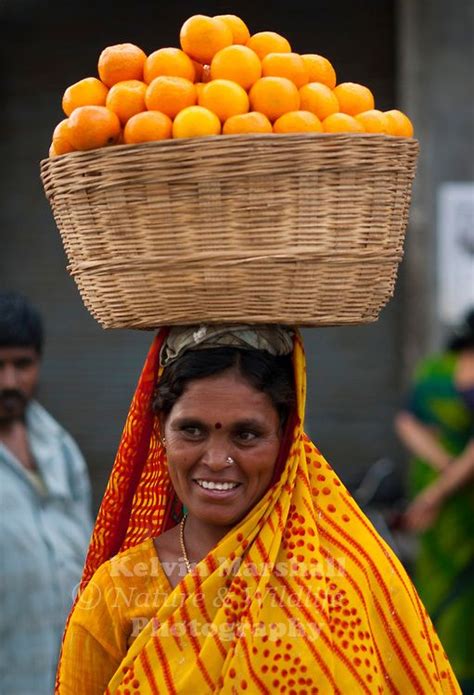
top-left (49, 14), bottom-right (414, 156)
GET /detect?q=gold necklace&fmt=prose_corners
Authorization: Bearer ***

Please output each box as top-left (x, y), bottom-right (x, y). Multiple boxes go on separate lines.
top-left (179, 514), bottom-right (192, 574)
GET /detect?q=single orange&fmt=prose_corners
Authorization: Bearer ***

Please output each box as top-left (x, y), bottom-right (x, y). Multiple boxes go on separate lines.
top-left (301, 54), bottom-right (336, 89)
top-left (123, 111), bottom-right (172, 143)
top-left (172, 106), bottom-right (221, 138)
top-left (384, 109), bottom-right (414, 137)
top-left (246, 31), bottom-right (291, 60)
top-left (145, 76), bottom-right (197, 119)
top-left (273, 110), bottom-right (323, 133)
top-left (62, 77), bottom-right (108, 116)
top-left (355, 109), bottom-right (389, 133)
top-left (262, 52), bottom-right (309, 88)
top-left (299, 82), bottom-right (339, 121)
top-left (198, 79), bottom-right (249, 122)
top-left (210, 45), bottom-right (261, 90)
top-left (52, 118), bottom-right (75, 154)
top-left (67, 105), bottom-right (121, 150)
top-left (322, 113), bottom-right (365, 133)
top-left (144, 47), bottom-right (195, 83)
top-left (223, 111), bottom-right (273, 134)
top-left (214, 14), bottom-right (250, 44)
top-left (180, 15), bottom-right (233, 65)
top-left (49, 143), bottom-right (59, 158)
top-left (106, 80), bottom-right (147, 125)
top-left (98, 43), bottom-right (147, 87)
top-left (333, 82), bottom-right (375, 116)
top-left (249, 76), bottom-right (300, 122)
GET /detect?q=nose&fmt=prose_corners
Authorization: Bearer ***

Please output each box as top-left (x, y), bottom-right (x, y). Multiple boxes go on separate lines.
top-left (0, 364), bottom-right (20, 390)
top-left (200, 437), bottom-right (233, 471)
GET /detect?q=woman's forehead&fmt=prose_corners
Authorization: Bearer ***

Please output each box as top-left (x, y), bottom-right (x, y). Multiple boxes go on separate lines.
top-left (168, 372), bottom-right (277, 420)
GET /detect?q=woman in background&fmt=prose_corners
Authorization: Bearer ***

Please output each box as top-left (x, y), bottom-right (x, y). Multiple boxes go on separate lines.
top-left (396, 309), bottom-right (474, 692)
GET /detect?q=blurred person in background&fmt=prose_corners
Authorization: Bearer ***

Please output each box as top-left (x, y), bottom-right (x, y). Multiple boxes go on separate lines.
top-left (0, 292), bottom-right (93, 695)
top-left (395, 308), bottom-right (474, 692)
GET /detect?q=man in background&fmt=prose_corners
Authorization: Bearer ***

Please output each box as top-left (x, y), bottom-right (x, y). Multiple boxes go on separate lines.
top-left (0, 292), bottom-right (93, 694)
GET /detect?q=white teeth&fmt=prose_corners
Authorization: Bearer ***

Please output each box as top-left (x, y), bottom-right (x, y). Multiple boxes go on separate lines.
top-left (196, 480), bottom-right (239, 491)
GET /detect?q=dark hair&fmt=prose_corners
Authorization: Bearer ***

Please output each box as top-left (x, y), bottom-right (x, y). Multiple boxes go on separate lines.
top-left (153, 348), bottom-right (295, 424)
top-left (446, 308), bottom-right (474, 352)
top-left (0, 292), bottom-right (44, 354)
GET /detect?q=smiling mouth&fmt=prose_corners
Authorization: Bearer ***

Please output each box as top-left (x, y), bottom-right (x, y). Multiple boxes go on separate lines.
top-left (194, 479), bottom-right (241, 492)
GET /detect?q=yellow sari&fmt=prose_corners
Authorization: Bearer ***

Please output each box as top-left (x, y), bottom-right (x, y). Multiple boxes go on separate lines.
top-left (58, 330), bottom-right (460, 694)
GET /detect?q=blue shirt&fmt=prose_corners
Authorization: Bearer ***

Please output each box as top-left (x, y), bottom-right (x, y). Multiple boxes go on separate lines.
top-left (0, 401), bottom-right (93, 695)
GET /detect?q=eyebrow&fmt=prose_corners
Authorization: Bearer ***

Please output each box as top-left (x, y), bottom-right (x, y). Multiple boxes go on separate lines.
top-left (171, 416), bottom-right (266, 430)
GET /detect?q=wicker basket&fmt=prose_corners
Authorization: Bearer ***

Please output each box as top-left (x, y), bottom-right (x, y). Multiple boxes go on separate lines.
top-left (40, 133), bottom-right (418, 329)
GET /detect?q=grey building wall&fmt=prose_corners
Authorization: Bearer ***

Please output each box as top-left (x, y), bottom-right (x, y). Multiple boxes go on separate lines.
top-left (2, 0), bottom-right (406, 509)
top-left (397, 0), bottom-right (474, 368)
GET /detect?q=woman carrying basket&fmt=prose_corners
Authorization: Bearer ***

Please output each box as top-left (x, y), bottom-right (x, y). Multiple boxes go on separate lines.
top-left (57, 325), bottom-right (460, 694)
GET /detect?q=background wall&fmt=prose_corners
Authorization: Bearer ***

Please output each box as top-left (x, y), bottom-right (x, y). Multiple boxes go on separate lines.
top-left (0, 0), bottom-right (429, 510)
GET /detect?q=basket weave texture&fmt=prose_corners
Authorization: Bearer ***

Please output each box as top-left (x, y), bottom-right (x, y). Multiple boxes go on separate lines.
top-left (40, 133), bottom-right (419, 329)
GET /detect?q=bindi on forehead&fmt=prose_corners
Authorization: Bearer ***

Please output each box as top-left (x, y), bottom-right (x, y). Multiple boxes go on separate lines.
top-left (214, 422), bottom-right (222, 430)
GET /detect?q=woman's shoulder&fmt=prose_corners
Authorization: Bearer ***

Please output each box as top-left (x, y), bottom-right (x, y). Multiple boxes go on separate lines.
top-left (107, 537), bottom-right (165, 583)
top-left (414, 351), bottom-right (457, 381)
top-left (77, 538), bottom-right (170, 610)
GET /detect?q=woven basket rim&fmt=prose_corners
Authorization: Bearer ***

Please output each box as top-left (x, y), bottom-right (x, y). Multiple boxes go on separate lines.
top-left (40, 131), bottom-right (419, 167)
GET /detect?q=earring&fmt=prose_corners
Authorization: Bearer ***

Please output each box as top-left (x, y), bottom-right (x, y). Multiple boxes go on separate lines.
top-left (161, 436), bottom-right (167, 447)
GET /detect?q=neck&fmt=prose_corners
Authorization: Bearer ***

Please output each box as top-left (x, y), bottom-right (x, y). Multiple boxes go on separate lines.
top-left (183, 514), bottom-right (233, 564)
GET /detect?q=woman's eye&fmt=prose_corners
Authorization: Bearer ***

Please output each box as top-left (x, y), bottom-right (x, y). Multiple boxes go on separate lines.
top-left (236, 430), bottom-right (258, 443)
top-left (182, 426), bottom-right (202, 438)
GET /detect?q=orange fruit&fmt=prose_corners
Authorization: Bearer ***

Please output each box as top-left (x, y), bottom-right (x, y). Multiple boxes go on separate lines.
top-left (180, 15), bottom-right (233, 65)
top-left (273, 110), bottom-right (323, 133)
top-left (198, 79), bottom-right (249, 122)
top-left (384, 109), bottom-right (414, 137)
top-left (52, 118), bottom-right (75, 154)
top-left (145, 76), bottom-right (197, 119)
top-left (106, 80), bottom-right (147, 125)
top-left (301, 54), bottom-right (336, 89)
top-left (201, 64), bottom-right (212, 83)
top-left (67, 105), bottom-right (121, 150)
top-left (355, 109), bottom-right (389, 133)
top-left (322, 113), bottom-right (365, 133)
top-left (49, 143), bottom-right (59, 158)
top-left (98, 43), bottom-right (147, 87)
top-left (333, 82), bottom-right (375, 116)
top-left (62, 77), bottom-right (108, 116)
top-left (172, 106), bottom-right (221, 138)
top-left (123, 111), bottom-right (172, 143)
top-left (223, 111), bottom-right (273, 135)
top-left (214, 14), bottom-right (250, 44)
top-left (299, 82), bottom-right (339, 121)
top-left (249, 76), bottom-right (300, 122)
top-left (144, 47), bottom-right (195, 83)
top-left (210, 45), bottom-right (261, 90)
top-left (262, 52), bottom-right (309, 88)
top-left (246, 31), bottom-right (291, 60)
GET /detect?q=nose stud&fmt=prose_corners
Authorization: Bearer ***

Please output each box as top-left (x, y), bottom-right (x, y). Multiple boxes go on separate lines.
top-left (226, 456), bottom-right (235, 465)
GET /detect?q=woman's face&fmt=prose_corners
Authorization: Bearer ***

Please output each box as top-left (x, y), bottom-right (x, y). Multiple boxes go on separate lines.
top-left (162, 368), bottom-right (282, 527)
